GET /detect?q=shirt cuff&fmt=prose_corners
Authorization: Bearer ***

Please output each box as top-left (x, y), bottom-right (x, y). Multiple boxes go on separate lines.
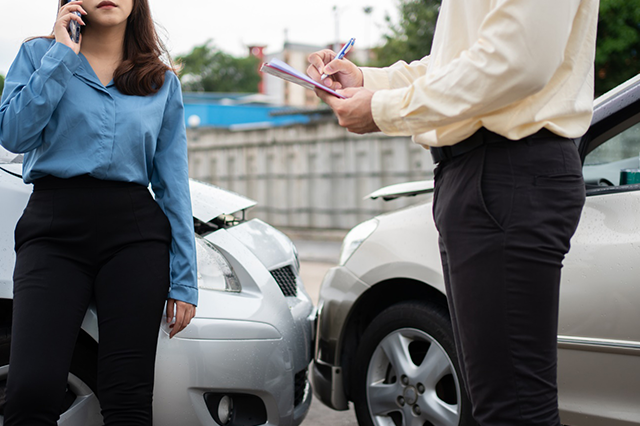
top-left (168, 282), bottom-right (198, 306)
top-left (371, 87), bottom-right (413, 136)
top-left (361, 67), bottom-right (392, 91)
top-left (42, 42), bottom-right (81, 76)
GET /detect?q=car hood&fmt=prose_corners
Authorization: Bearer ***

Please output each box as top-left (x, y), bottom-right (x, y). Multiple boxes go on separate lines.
top-left (0, 163), bottom-right (22, 178)
top-left (0, 164), bottom-right (256, 222)
top-left (189, 179), bottom-right (256, 222)
top-left (366, 180), bottom-right (434, 201)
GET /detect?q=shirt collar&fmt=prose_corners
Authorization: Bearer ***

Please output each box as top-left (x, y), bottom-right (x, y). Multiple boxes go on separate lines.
top-left (75, 53), bottom-right (116, 93)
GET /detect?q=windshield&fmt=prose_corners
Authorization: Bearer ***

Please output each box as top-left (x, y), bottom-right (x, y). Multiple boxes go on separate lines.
top-left (0, 146), bottom-right (23, 164)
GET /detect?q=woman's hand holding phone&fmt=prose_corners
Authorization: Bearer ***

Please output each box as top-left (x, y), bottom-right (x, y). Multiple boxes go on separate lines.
top-left (54, 0), bottom-right (87, 54)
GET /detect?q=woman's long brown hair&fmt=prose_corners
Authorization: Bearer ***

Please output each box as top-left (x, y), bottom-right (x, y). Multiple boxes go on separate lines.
top-left (51, 0), bottom-right (176, 96)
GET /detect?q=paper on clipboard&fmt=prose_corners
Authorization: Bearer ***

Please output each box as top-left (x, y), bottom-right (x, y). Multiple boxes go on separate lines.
top-left (260, 58), bottom-right (346, 99)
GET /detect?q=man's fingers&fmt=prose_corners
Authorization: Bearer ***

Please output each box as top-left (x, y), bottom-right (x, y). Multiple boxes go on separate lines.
top-left (315, 89), bottom-right (342, 107)
top-left (307, 49), bottom-right (336, 69)
top-left (338, 87), bottom-right (360, 98)
top-left (306, 64), bottom-right (324, 83)
top-left (307, 53), bottom-right (324, 73)
top-left (308, 49), bottom-right (338, 83)
top-left (324, 58), bottom-right (343, 76)
top-left (316, 87), bottom-right (379, 135)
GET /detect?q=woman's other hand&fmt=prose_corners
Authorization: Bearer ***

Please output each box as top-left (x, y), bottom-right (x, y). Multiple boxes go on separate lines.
top-left (166, 299), bottom-right (196, 339)
top-left (307, 49), bottom-right (364, 90)
top-left (54, 0), bottom-right (87, 54)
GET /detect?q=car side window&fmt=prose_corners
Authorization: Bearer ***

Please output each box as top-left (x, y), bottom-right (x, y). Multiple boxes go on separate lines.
top-left (583, 120), bottom-right (640, 187)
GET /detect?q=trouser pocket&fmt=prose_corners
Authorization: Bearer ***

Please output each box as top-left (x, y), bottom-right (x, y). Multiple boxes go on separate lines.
top-left (14, 190), bottom-right (55, 252)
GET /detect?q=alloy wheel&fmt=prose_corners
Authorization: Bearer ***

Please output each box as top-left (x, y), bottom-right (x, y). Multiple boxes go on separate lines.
top-left (365, 328), bottom-right (461, 426)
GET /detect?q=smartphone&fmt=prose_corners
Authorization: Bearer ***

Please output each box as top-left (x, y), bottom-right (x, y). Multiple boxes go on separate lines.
top-left (62, 0), bottom-right (82, 43)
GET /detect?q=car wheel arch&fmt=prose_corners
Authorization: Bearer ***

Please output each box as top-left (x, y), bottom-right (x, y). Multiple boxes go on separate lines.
top-left (337, 278), bottom-right (449, 401)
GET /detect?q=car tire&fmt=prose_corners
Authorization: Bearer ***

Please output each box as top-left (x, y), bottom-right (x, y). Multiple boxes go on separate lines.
top-left (0, 326), bottom-right (102, 425)
top-left (352, 301), bottom-right (474, 426)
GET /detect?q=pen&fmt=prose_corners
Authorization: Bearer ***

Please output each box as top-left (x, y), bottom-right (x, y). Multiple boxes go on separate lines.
top-left (321, 37), bottom-right (356, 80)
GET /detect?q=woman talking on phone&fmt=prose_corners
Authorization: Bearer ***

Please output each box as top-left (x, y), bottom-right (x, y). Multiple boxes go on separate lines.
top-left (0, 0), bottom-right (197, 424)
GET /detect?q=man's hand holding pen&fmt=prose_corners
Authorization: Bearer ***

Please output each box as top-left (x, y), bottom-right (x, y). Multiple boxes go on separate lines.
top-left (307, 48), bottom-right (363, 89)
top-left (307, 48), bottom-right (380, 135)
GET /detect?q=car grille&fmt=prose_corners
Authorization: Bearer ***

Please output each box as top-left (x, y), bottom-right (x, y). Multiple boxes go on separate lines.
top-left (294, 368), bottom-right (309, 407)
top-left (270, 266), bottom-right (297, 297)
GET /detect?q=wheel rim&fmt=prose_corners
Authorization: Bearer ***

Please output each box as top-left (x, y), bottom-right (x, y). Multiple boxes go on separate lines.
top-left (0, 365), bottom-right (102, 426)
top-left (366, 328), bottom-right (461, 426)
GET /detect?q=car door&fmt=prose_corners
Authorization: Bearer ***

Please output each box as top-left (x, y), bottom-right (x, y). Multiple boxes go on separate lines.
top-left (557, 90), bottom-right (640, 426)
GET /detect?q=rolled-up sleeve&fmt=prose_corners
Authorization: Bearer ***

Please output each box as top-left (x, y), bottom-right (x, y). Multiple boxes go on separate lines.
top-left (151, 76), bottom-right (198, 306)
top-left (0, 41), bottom-right (80, 153)
top-left (371, 0), bottom-right (583, 136)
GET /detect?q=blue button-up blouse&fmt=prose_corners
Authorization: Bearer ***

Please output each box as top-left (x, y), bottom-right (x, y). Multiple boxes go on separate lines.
top-left (0, 38), bottom-right (198, 306)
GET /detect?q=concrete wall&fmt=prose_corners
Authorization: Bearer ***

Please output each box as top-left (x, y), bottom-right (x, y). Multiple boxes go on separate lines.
top-left (187, 121), bottom-right (436, 231)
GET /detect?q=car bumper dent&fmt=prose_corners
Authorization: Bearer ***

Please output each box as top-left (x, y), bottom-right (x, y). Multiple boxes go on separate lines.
top-left (311, 359), bottom-right (349, 410)
top-left (311, 266), bottom-right (370, 410)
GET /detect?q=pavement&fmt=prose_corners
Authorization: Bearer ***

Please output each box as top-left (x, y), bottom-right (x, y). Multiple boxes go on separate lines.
top-left (286, 234), bottom-right (360, 426)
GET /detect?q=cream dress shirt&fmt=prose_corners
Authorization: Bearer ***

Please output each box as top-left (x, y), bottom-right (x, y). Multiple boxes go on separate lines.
top-left (361, 0), bottom-right (599, 147)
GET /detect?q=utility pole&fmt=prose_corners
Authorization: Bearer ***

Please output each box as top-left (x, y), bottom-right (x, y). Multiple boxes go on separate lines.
top-left (363, 6), bottom-right (374, 49)
top-left (333, 5), bottom-right (340, 52)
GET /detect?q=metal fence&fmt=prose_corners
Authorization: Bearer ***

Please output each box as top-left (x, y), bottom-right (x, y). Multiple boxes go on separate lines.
top-left (187, 120), bottom-right (436, 231)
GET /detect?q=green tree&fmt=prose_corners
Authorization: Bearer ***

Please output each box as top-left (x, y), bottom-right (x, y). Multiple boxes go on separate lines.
top-left (595, 0), bottom-right (640, 97)
top-left (0, 74), bottom-right (4, 95)
top-left (177, 40), bottom-right (261, 93)
top-left (371, 0), bottom-right (441, 67)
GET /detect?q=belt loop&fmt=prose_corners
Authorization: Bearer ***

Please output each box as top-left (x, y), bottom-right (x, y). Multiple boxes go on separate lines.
top-left (480, 127), bottom-right (496, 144)
top-left (442, 146), bottom-right (452, 160)
top-left (478, 128), bottom-right (486, 145)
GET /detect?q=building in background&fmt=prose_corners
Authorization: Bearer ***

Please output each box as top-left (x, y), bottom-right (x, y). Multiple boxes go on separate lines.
top-left (261, 42), bottom-right (325, 108)
top-left (182, 40), bottom-right (368, 129)
top-left (181, 40), bottom-right (372, 128)
top-left (255, 41), bottom-right (367, 108)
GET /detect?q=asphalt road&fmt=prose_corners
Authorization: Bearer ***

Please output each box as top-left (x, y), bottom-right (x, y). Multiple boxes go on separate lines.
top-left (298, 259), bottom-right (359, 426)
top-left (289, 234), bottom-right (360, 426)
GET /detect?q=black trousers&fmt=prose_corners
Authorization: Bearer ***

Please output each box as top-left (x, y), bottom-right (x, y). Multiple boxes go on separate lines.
top-left (432, 134), bottom-right (585, 425)
top-left (5, 175), bottom-right (171, 426)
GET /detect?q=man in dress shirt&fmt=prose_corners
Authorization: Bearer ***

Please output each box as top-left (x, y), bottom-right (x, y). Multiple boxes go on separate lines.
top-left (308, 0), bottom-right (599, 425)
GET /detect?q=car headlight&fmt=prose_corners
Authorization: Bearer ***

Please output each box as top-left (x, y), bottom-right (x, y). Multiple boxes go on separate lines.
top-left (195, 237), bottom-right (241, 292)
top-left (338, 219), bottom-right (379, 266)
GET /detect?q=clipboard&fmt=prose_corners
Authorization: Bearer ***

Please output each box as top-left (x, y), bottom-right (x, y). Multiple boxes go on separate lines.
top-left (260, 58), bottom-right (346, 99)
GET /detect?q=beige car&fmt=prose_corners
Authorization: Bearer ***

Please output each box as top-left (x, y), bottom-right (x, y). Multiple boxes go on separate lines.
top-left (312, 74), bottom-right (640, 426)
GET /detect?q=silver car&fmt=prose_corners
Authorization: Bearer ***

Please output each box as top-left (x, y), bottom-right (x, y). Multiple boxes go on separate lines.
top-left (0, 152), bottom-right (315, 426)
top-left (312, 74), bottom-right (640, 426)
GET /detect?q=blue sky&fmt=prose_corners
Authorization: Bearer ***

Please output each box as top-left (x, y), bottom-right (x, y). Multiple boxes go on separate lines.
top-left (0, 0), bottom-right (399, 75)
